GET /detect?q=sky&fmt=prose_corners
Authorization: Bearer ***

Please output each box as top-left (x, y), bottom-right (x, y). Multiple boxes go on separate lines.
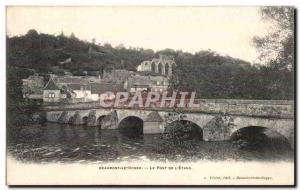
top-left (6, 6), bottom-right (272, 63)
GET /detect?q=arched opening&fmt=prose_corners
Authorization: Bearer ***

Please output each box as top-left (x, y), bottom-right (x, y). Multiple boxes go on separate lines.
top-left (158, 62), bottom-right (162, 74)
top-left (230, 126), bottom-right (292, 159)
top-left (164, 120), bottom-right (203, 141)
top-left (118, 116), bottom-right (143, 139)
top-left (68, 116), bottom-right (74, 124)
top-left (151, 62), bottom-right (156, 73)
top-left (165, 63), bottom-right (169, 75)
top-left (97, 115), bottom-right (107, 129)
top-left (82, 116), bottom-right (88, 126)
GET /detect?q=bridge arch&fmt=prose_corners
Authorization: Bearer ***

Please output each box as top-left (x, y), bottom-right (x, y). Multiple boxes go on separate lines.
top-left (231, 117), bottom-right (294, 148)
top-left (164, 120), bottom-right (203, 140)
top-left (82, 116), bottom-right (88, 125)
top-left (68, 116), bottom-right (74, 124)
top-left (230, 126), bottom-right (292, 150)
top-left (116, 109), bottom-right (149, 124)
top-left (118, 116), bottom-right (143, 138)
top-left (97, 115), bottom-right (107, 129)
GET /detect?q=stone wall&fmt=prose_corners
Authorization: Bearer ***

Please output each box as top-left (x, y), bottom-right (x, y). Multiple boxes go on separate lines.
top-left (44, 99), bottom-right (294, 119)
top-left (44, 99), bottom-right (294, 147)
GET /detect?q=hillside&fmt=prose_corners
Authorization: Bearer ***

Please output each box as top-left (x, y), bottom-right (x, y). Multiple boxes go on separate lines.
top-left (7, 29), bottom-right (250, 73)
top-left (7, 29), bottom-right (293, 100)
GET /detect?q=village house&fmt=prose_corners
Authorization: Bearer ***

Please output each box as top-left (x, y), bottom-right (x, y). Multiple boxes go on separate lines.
top-left (43, 77), bottom-right (64, 102)
top-left (103, 69), bottom-right (135, 84)
top-left (124, 75), bottom-right (152, 93)
top-left (43, 80), bottom-right (94, 103)
top-left (149, 75), bottom-right (169, 92)
top-left (38, 55), bottom-right (174, 103)
top-left (123, 74), bottom-right (168, 93)
top-left (43, 75), bottom-right (125, 103)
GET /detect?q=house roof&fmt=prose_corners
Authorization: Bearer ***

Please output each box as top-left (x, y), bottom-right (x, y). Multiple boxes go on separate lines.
top-left (44, 78), bottom-right (60, 90)
top-left (54, 76), bottom-right (88, 84)
top-left (67, 83), bottom-right (91, 91)
top-left (90, 82), bottom-right (109, 94)
top-left (26, 75), bottom-right (44, 81)
top-left (90, 82), bottom-right (124, 94)
top-left (145, 111), bottom-right (163, 122)
top-left (128, 75), bottom-right (151, 86)
top-left (103, 69), bottom-right (135, 83)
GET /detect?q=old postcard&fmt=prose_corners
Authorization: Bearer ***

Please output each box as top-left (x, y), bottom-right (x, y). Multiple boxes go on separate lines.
top-left (6, 6), bottom-right (295, 186)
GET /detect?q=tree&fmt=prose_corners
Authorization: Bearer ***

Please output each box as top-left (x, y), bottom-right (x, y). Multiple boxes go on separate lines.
top-left (26, 29), bottom-right (39, 38)
top-left (25, 29), bottom-right (40, 49)
top-left (253, 7), bottom-right (294, 70)
top-left (251, 7), bottom-right (294, 100)
top-left (7, 67), bottom-right (43, 127)
top-left (70, 32), bottom-right (77, 39)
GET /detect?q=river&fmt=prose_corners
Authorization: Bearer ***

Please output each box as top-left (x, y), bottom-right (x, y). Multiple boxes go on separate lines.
top-left (7, 123), bottom-right (293, 163)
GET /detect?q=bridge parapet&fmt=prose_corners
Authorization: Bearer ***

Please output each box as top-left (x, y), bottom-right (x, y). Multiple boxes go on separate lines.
top-left (43, 99), bottom-right (294, 119)
top-left (197, 99), bottom-right (294, 119)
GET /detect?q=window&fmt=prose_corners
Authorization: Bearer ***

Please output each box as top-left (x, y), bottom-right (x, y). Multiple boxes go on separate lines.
top-left (48, 92), bottom-right (55, 98)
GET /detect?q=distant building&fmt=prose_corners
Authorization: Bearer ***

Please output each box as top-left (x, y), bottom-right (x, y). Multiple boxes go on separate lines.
top-left (41, 56), bottom-right (174, 103)
top-left (103, 69), bottom-right (135, 84)
top-left (124, 75), bottom-right (152, 93)
top-left (43, 77), bottom-right (62, 102)
top-left (123, 74), bottom-right (169, 93)
top-left (52, 75), bottom-right (89, 86)
top-left (90, 81), bottom-right (124, 100)
top-left (66, 83), bottom-right (94, 102)
top-left (43, 75), bottom-right (124, 103)
top-left (149, 75), bottom-right (169, 92)
top-left (137, 54), bottom-right (175, 76)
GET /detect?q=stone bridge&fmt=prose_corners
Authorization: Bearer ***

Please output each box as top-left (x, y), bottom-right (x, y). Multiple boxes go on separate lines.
top-left (44, 99), bottom-right (294, 148)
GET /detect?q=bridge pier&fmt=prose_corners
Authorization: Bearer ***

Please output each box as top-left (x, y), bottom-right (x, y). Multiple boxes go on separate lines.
top-left (73, 111), bottom-right (82, 125)
top-left (100, 111), bottom-right (118, 130)
top-left (144, 121), bottom-right (163, 134)
top-left (202, 116), bottom-right (233, 141)
top-left (143, 111), bottom-right (164, 134)
top-left (87, 110), bottom-right (97, 126)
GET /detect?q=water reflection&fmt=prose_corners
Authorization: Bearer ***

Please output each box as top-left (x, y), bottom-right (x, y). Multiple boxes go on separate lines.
top-left (7, 123), bottom-right (293, 163)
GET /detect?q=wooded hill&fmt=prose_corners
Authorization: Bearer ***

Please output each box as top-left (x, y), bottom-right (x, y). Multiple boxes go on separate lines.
top-left (7, 29), bottom-right (293, 100)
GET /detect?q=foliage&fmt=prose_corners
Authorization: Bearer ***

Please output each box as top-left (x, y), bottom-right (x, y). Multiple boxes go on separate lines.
top-left (204, 112), bottom-right (236, 141)
top-left (7, 30), bottom-right (156, 74)
top-left (6, 67), bottom-right (43, 127)
top-left (7, 27), bottom-right (294, 100)
top-left (253, 7), bottom-right (294, 70)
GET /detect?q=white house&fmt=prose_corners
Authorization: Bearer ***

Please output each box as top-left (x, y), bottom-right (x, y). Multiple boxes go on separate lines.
top-left (43, 78), bottom-right (62, 102)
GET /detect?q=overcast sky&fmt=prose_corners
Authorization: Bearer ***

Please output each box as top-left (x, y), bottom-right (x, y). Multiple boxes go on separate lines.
top-left (7, 6), bottom-right (272, 63)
